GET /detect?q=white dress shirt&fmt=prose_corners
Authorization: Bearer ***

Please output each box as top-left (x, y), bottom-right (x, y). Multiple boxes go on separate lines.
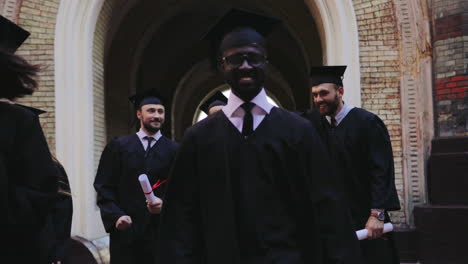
top-left (222, 88), bottom-right (274, 133)
top-left (136, 128), bottom-right (162, 150)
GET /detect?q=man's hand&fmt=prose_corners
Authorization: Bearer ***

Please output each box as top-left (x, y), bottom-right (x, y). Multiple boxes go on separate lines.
top-left (147, 196), bottom-right (163, 214)
top-left (365, 215), bottom-right (384, 239)
top-left (115, 215), bottom-right (132, 230)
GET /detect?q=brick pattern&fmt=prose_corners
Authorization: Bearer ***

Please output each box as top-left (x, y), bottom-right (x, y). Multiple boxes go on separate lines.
top-left (93, 1), bottom-right (115, 172)
top-left (432, 0), bottom-right (467, 137)
top-left (0, 0), bottom-right (22, 22)
top-left (15, 0), bottom-right (60, 154)
top-left (7, 0), bottom-right (437, 229)
top-left (434, 14), bottom-right (463, 41)
top-left (436, 75), bottom-right (468, 101)
top-left (353, 0), bottom-right (405, 225)
top-left (392, 0), bottom-right (434, 227)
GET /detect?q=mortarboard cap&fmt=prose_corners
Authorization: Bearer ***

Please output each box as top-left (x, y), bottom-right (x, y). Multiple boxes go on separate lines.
top-left (128, 89), bottom-right (165, 110)
top-left (203, 8), bottom-right (281, 68)
top-left (0, 15), bottom-right (30, 52)
top-left (310, 66), bottom-right (347, 87)
top-left (199, 90), bottom-right (228, 115)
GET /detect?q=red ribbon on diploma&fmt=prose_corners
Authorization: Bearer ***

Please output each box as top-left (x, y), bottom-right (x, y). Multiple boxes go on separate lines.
top-left (144, 179), bottom-right (168, 195)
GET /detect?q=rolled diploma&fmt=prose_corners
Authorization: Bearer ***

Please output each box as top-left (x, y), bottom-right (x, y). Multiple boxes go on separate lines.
top-left (356, 222), bottom-right (393, 240)
top-left (138, 174), bottom-right (156, 203)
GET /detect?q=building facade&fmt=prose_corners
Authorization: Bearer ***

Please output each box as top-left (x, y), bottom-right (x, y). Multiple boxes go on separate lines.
top-left (1, 0), bottom-right (466, 262)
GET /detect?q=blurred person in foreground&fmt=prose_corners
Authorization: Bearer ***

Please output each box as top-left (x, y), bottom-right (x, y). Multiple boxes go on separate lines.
top-left (0, 15), bottom-right (60, 263)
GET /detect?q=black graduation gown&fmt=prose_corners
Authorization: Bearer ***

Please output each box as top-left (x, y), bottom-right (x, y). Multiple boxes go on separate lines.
top-left (159, 107), bottom-right (361, 264)
top-left (39, 160), bottom-right (73, 263)
top-left (298, 109), bottom-right (331, 154)
top-left (326, 108), bottom-right (400, 264)
top-left (0, 102), bottom-right (59, 262)
top-left (94, 134), bottom-right (178, 263)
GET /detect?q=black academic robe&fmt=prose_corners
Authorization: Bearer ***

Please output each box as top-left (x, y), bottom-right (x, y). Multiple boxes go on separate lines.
top-left (295, 109), bottom-right (330, 157)
top-left (0, 102), bottom-right (59, 263)
top-left (159, 107), bottom-right (361, 264)
top-left (299, 109), bottom-right (331, 152)
top-left (94, 134), bottom-right (178, 264)
top-left (39, 160), bottom-right (73, 263)
top-left (325, 108), bottom-right (400, 264)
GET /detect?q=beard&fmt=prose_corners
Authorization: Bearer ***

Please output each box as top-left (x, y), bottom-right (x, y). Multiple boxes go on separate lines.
top-left (316, 93), bottom-right (340, 116)
top-left (142, 118), bottom-right (163, 134)
top-left (224, 68), bottom-right (265, 102)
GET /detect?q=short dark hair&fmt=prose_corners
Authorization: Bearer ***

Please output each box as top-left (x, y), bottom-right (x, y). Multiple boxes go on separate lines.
top-left (0, 48), bottom-right (40, 100)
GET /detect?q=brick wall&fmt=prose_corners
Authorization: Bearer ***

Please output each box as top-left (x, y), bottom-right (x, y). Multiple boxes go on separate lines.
top-left (432, 0), bottom-right (468, 137)
top-left (4, 0), bottom-right (425, 228)
top-left (353, 0), bottom-right (406, 224)
top-left (0, 0), bottom-right (22, 21)
top-left (93, 1), bottom-right (115, 172)
top-left (15, 0), bottom-right (60, 153)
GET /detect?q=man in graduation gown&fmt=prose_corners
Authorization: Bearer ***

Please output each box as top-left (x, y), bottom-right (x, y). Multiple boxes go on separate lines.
top-left (94, 90), bottom-right (178, 263)
top-left (310, 66), bottom-right (401, 264)
top-left (0, 15), bottom-right (60, 263)
top-left (159, 8), bottom-right (361, 264)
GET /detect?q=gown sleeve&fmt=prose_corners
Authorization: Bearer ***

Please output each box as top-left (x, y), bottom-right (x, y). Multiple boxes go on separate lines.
top-left (9, 112), bottom-right (59, 230)
top-left (94, 138), bottom-right (126, 232)
top-left (367, 116), bottom-right (400, 211)
top-left (159, 128), bottom-right (203, 264)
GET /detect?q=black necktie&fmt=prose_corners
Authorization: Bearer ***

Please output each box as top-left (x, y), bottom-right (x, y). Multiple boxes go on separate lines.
top-left (143, 136), bottom-right (154, 158)
top-left (241, 102), bottom-right (255, 138)
top-left (330, 117), bottom-right (337, 129)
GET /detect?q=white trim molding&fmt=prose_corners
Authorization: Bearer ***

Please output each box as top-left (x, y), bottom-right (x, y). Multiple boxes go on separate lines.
top-left (306, 0), bottom-right (362, 107)
top-left (55, 0), bottom-right (106, 240)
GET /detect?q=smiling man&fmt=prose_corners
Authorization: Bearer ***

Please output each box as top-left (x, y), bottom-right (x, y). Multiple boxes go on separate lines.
top-left (159, 9), bottom-right (361, 264)
top-left (310, 66), bottom-right (401, 264)
top-left (94, 90), bottom-right (178, 264)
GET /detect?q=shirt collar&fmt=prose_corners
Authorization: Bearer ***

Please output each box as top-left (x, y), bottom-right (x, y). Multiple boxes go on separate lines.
top-left (331, 103), bottom-right (354, 125)
top-left (222, 88), bottom-right (274, 117)
top-left (136, 128), bottom-right (162, 141)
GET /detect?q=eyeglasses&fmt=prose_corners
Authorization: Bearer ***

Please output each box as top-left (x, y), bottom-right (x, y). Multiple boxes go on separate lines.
top-left (222, 52), bottom-right (267, 68)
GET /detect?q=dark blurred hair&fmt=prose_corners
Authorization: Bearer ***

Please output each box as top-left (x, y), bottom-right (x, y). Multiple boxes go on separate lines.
top-left (0, 48), bottom-right (40, 100)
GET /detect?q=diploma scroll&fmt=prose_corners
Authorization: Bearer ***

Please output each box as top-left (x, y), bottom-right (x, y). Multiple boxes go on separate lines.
top-left (356, 222), bottom-right (393, 240)
top-left (138, 174), bottom-right (156, 203)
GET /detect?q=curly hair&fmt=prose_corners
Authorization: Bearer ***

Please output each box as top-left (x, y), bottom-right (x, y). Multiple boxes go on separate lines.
top-left (0, 48), bottom-right (40, 100)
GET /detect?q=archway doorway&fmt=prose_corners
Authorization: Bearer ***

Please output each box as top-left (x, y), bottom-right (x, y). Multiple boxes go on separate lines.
top-left (55, 0), bottom-right (360, 240)
top-left (105, 0), bottom-right (323, 141)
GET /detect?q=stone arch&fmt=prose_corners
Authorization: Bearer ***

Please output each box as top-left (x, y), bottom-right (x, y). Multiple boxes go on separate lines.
top-left (306, 0), bottom-right (362, 107)
top-left (53, 0), bottom-right (363, 240)
top-left (55, 0), bottom-right (107, 239)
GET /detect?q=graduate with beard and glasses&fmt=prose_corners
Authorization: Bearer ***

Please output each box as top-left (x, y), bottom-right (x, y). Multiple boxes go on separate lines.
top-left (310, 66), bottom-right (401, 264)
top-left (94, 89), bottom-right (178, 264)
top-left (159, 8), bottom-right (361, 264)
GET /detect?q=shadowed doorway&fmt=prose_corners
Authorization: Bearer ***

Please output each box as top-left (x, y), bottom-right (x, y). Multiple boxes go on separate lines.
top-left (104, 0), bottom-right (322, 141)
